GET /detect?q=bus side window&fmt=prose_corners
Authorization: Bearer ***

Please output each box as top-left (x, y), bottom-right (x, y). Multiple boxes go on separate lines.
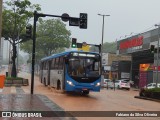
top-left (94, 62), bottom-right (99, 71)
top-left (51, 59), bottom-right (55, 70)
top-left (44, 62), bottom-right (46, 70)
top-left (58, 56), bottom-right (64, 70)
top-left (45, 62), bottom-right (48, 70)
top-left (54, 58), bottom-right (59, 69)
top-left (41, 62), bottom-right (44, 70)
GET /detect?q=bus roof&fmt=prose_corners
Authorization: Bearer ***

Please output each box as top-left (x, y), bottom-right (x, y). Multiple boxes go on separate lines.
top-left (40, 50), bottom-right (99, 62)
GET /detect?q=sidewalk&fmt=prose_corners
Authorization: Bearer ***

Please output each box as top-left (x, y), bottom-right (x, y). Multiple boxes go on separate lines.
top-left (0, 87), bottom-right (76, 120)
top-left (0, 70), bottom-right (76, 120)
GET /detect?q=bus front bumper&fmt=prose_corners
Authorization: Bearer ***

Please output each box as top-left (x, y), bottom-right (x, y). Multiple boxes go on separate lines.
top-left (65, 81), bottom-right (101, 92)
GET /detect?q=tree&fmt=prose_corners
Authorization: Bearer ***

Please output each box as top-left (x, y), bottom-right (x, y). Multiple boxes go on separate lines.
top-left (90, 42), bottom-right (117, 53)
top-left (2, 0), bottom-right (41, 77)
top-left (20, 18), bottom-right (71, 63)
top-left (102, 42), bottom-right (117, 53)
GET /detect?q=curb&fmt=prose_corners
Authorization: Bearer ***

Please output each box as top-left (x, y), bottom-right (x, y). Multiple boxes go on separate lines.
top-left (134, 96), bottom-right (160, 102)
top-left (5, 79), bottom-right (29, 86)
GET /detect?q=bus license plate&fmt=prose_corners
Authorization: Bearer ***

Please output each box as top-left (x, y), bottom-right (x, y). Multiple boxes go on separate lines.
top-left (82, 88), bottom-right (88, 90)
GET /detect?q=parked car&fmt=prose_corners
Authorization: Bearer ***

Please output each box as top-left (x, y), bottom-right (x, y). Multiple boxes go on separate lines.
top-left (144, 83), bottom-right (160, 89)
top-left (103, 79), bottom-right (114, 89)
top-left (114, 79), bottom-right (130, 90)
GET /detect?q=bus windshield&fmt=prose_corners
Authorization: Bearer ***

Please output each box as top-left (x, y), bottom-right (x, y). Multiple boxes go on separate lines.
top-left (68, 57), bottom-right (100, 77)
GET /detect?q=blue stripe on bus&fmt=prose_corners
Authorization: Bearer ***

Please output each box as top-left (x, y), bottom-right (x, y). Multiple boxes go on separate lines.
top-left (40, 50), bottom-right (99, 62)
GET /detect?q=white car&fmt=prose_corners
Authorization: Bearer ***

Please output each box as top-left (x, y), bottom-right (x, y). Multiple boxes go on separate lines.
top-left (103, 79), bottom-right (114, 88)
top-left (144, 83), bottom-right (160, 89)
top-left (114, 79), bottom-right (130, 90)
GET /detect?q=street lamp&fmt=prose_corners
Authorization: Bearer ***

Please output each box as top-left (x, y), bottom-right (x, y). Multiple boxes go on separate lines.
top-left (98, 14), bottom-right (110, 55)
top-left (155, 24), bottom-right (160, 88)
top-left (98, 13), bottom-right (110, 84)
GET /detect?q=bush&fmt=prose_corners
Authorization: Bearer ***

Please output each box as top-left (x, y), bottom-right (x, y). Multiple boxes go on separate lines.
top-left (6, 76), bottom-right (23, 80)
top-left (139, 88), bottom-right (160, 99)
top-left (145, 88), bottom-right (160, 92)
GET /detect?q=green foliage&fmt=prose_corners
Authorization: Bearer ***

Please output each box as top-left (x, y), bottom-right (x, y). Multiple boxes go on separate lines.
top-left (2, 0), bottom-right (41, 41)
top-left (6, 76), bottom-right (23, 80)
top-left (145, 88), bottom-right (160, 92)
top-left (102, 42), bottom-right (117, 53)
top-left (140, 88), bottom-right (160, 99)
top-left (90, 41), bottom-right (117, 53)
top-left (2, 0), bottom-right (41, 77)
top-left (20, 18), bottom-right (71, 63)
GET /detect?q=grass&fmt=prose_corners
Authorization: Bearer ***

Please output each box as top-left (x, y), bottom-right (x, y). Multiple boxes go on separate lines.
top-left (6, 76), bottom-right (23, 80)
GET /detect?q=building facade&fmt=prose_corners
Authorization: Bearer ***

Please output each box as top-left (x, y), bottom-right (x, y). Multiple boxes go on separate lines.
top-left (117, 27), bottom-right (160, 88)
top-left (102, 53), bottom-right (131, 79)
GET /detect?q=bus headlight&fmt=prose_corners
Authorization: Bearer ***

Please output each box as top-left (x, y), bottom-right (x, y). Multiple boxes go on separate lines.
top-left (67, 80), bottom-right (75, 86)
top-left (96, 82), bottom-right (101, 87)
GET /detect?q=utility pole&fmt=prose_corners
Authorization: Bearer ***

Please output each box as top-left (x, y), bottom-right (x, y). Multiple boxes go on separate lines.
top-left (97, 14), bottom-right (110, 85)
top-left (97, 14), bottom-right (110, 59)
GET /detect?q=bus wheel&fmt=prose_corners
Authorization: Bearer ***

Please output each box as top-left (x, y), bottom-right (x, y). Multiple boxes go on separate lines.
top-left (57, 80), bottom-right (61, 90)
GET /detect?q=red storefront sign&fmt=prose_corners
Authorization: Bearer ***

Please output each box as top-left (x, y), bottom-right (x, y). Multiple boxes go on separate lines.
top-left (120, 36), bottom-right (143, 50)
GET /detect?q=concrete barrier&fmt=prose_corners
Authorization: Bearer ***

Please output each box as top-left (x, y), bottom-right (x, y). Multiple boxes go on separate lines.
top-left (5, 78), bottom-right (29, 86)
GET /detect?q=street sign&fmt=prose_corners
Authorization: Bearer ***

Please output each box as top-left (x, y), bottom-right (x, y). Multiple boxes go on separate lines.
top-left (69, 18), bottom-right (79, 26)
top-left (77, 43), bottom-right (82, 48)
top-left (61, 13), bottom-right (69, 22)
top-left (78, 42), bottom-right (90, 51)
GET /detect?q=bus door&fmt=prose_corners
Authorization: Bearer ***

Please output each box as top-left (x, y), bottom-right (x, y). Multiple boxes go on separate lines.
top-left (62, 59), bottom-right (66, 90)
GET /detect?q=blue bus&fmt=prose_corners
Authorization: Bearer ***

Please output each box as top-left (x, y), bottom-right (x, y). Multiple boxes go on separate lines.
top-left (39, 50), bottom-right (101, 94)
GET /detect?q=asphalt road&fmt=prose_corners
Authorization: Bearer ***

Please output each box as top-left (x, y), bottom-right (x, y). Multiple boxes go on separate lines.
top-left (1, 70), bottom-right (160, 120)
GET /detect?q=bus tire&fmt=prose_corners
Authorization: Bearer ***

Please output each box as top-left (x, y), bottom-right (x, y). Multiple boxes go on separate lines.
top-left (57, 80), bottom-right (61, 90)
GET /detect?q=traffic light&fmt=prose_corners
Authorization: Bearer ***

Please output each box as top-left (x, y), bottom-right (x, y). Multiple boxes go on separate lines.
top-left (26, 25), bottom-right (32, 38)
top-left (77, 43), bottom-right (82, 48)
top-left (79, 13), bottom-right (87, 29)
top-left (153, 48), bottom-right (160, 53)
top-left (71, 38), bottom-right (77, 48)
top-left (150, 45), bottom-right (155, 53)
top-left (149, 45), bottom-right (160, 53)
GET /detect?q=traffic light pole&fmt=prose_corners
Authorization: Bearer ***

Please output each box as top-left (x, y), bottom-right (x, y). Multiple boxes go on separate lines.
top-left (31, 11), bottom-right (87, 94)
top-left (31, 11), bottom-right (38, 94)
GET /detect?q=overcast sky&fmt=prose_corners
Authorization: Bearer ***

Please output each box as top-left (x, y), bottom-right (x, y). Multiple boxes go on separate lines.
top-left (29, 0), bottom-right (160, 45)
